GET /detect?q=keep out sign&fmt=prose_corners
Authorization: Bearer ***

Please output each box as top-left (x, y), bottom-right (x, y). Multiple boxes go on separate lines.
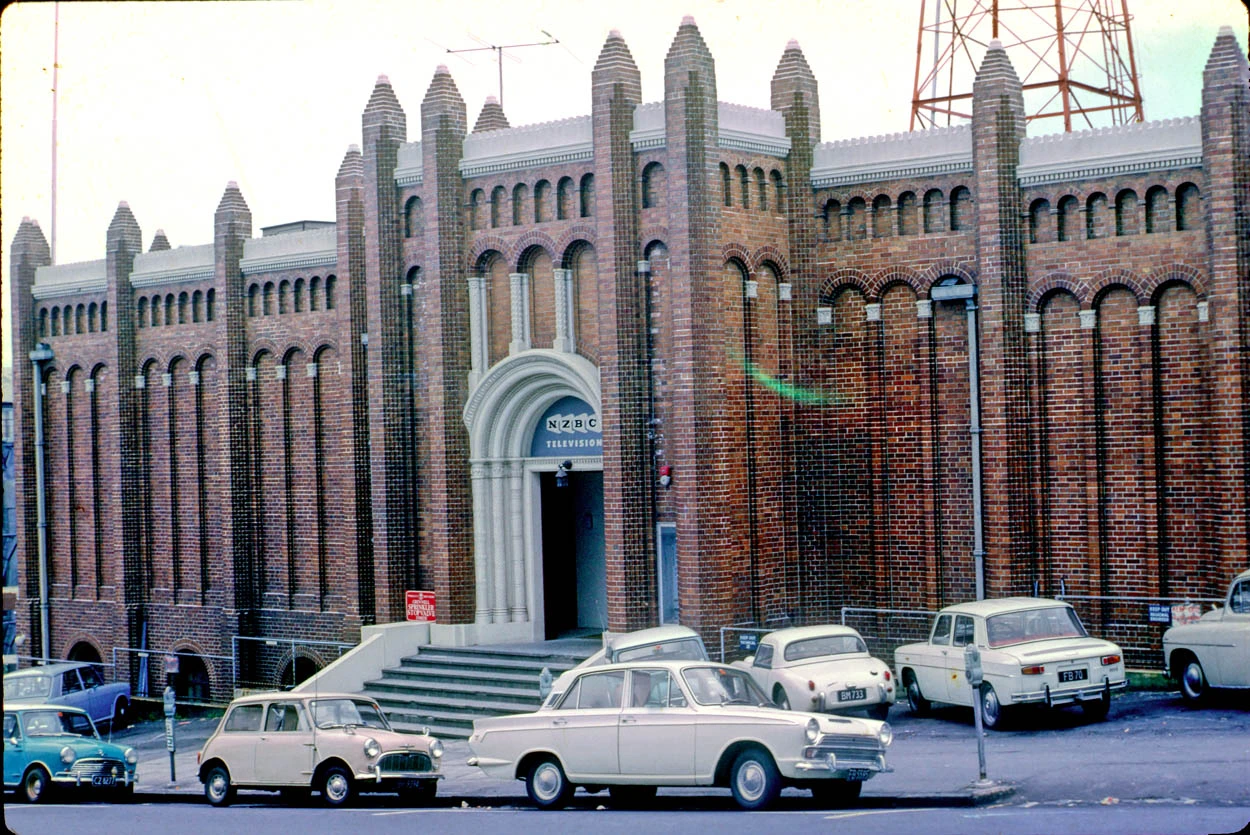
top-left (406, 590), bottom-right (436, 622)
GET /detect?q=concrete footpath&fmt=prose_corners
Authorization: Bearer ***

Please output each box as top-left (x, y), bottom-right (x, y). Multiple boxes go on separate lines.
top-left (117, 713), bottom-right (1013, 809)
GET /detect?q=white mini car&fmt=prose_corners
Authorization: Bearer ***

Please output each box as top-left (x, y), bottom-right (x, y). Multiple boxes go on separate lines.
top-left (1163, 570), bottom-right (1250, 704)
top-left (197, 691), bottom-right (443, 807)
top-left (469, 660), bottom-right (892, 811)
top-left (733, 626), bottom-right (895, 720)
top-left (541, 625), bottom-right (708, 709)
top-left (895, 598), bottom-right (1126, 729)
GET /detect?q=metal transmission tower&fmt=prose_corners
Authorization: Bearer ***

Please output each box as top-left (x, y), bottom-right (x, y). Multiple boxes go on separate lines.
top-left (910, 0), bottom-right (1145, 132)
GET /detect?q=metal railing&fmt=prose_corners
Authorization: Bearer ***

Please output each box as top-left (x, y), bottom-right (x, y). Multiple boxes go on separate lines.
top-left (11, 655), bottom-right (116, 676)
top-left (231, 635), bottom-right (355, 693)
top-left (840, 606), bottom-right (937, 663)
top-left (111, 646), bottom-right (236, 706)
top-left (717, 626), bottom-right (773, 663)
top-left (1055, 593), bottom-right (1225, 670)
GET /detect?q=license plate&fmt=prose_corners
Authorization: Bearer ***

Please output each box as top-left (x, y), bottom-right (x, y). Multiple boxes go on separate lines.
top-left (837, 688), bottom-right (867, 702)
top-left (843, 769), bottom-right (872, 781)
top-left (1058, 668), bottom-right (1088, 683)
top-left (91, 775), bottom-right (116, 787)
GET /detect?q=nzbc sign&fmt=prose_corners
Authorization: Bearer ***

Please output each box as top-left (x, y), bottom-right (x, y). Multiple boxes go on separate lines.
top-left (531, 396), bottom-right (602, 457)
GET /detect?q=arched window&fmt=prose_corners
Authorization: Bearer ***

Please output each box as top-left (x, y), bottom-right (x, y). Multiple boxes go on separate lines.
top-left (165, 294), bottom-right (175, 325)
top-left (949, 186), bottom-right (973, 231)
top-left (404, 196), bottom-right (423, 238)
top-left (924, 189), bottom-right (945, 233)
top-left (736, 165), bottom-right (750, 208)
top-left (177, 292), bottom-right (189, 324)
top-left (534, 180), bottom-right (551, 223)
top-left (848, 197), bottom-right (867, 240)
top-left (720, 163), bottom-right (732, 207)
top-left (1057, 195), bottom-right (1079, 242)
top-left (1029, 198), bottom-right (1052, 244)
top-left (205, 289), bottom-right (215, 322)
top-left (248, 285), bottom-right (258, 317)
top-left (101, 301), bottom-right (108, 331)
top-left (823, 199), bottom-right (842, 241)
top-left (754, 168), bottom-right (767, 212)
top-left (579, 173), bottom-right (595, 217)
top-left (557, 177), bottom-right (574, 220)
top-left (150, 297), bottom-right (161, 327)
top-left (490, 186), bottom-right (506, 228)
top-left (63, 307), bottom-right (72, 335)
top-left (294, 278), bottom-right (305, 313)
top-left (512, 183), bottom-right (528, 226)
top-left (469, 189), bottom-right (484, 231)
top-left (192, 290), bottom-right (202, 323)
top-left (1175, 182), bottom-right (1200, 231)
top-left (872, 194), bottom-right (892, 238)
top-left (88, 302), bottom-right (99, 332)
top-left (641, 162), bottom-right (665, 209)
top-left (1115, 189), bottom-right (1139, 236)
top-left (38, 308), bottom-right (49, 337)
top-left (51, 306), bottom-right (61, 336)
top-left (897, 192), bottom-right (918, 236)
top-left (1086, 193), bottom-right (1109, 239)
top-left (309, 276), bottom-right (321, 311)
top-left (75, 304), bottom-right (86, 334)
top-left (278, 280), bottom-right (290, 314)
top-left (325, 275), bottom-right (337, 310)
top-left (770, 170), bottom-right (784, 214)
top-left (1145, 186), bottom-right (1168, 233)
top-left (263, 282), bottom-right (274, 316)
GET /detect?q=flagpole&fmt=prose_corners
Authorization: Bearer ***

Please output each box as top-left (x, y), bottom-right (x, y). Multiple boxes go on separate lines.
top-left (51, 1), bottom-right (59, 264)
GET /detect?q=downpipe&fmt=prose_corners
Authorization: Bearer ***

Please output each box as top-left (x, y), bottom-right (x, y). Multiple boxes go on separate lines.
top-left (30, 343), bottom-right (54, 660)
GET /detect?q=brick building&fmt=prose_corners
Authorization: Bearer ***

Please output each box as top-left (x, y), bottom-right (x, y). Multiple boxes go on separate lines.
top-left (9, 19), bottom-right (1248, 696)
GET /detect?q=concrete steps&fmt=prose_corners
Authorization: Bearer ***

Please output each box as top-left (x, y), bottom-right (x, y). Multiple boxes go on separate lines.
top-left (362, 641), bottom-right (597, 740)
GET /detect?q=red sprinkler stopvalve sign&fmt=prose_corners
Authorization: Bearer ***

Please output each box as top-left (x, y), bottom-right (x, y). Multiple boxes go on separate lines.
top-left (406, 590), bottom-right (436, 622)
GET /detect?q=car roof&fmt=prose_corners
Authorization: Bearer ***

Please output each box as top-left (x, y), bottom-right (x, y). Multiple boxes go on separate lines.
top-left (6, 662), bottom-right (87, 677)
top-left (7, 703), bottom-right (89, 715)
top-left (570, 659), bottom-right (729, 676)
top-left (938, 597), bottom-right (1072, 618)
top-left (606, 625), bottom-right (700, 651)
top-left (762, 625), bottom-right (863, 645)
top-left (1234, 569), bottom-right (1250, 586)
top-left (224, 690), bottom-right (368, 706)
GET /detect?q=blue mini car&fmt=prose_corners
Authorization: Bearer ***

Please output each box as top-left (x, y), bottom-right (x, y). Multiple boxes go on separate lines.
top-left (3, 705), bottom-right (138, 802)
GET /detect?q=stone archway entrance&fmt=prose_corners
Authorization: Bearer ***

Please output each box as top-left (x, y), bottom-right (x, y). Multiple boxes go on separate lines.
top-left (463, 350), bottom-right (603, 642)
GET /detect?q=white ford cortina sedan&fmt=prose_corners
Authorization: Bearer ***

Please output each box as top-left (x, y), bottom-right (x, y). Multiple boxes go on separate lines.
top-left (732, 626), bottom-right (896, 720)
top-left (468, 660), bottom-right (892, 811)
top-left (1163, 570), bottom-right (1250, 704)
top-left (197, 691), bottom-right (443, 807)
top-left (895, 598), bottom-right (1126, 729)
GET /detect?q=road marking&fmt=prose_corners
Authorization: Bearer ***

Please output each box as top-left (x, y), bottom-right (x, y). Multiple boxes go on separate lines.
top-left (825, 808), bottom-right (933, 821)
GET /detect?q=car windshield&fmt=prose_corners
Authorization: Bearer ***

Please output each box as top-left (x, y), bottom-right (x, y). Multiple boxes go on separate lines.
top-left (3, 674), bottom-right (52, 700)
top-left (22, 709), bottom-right (97, 738)
top-left (614, 638), bottom-right (707, 663)
top-left (986, 607), bottom-right (1088, 647)
top-left (783, 635), bottom-right (867, 662)
top-left (681, 667), bottom-right (770, 707)
top-left (309, 698), bottom-right (391, 730)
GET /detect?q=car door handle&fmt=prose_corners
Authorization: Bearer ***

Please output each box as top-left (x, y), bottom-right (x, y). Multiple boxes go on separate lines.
top-left (620, 717), bottom-right (637, 725)
top-left (552, 718), bottom-right (567, 727)
top-left (302, 742), bottom-right (316, 747)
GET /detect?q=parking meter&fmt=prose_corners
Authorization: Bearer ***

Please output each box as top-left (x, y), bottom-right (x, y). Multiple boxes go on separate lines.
top-left (964, 644), bottom-right (984, 687)
top-left (539, 667), bottom-right (553, 700)
top-left (163, 685), bottom-right (177, 718)
top-left (964, 644), bottom-right (988, 782)
top-left (163, 685), bottom-right (177, 780)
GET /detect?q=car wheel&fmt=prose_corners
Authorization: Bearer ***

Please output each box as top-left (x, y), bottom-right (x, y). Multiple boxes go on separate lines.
top-left (204, 765), bottom-right (235, 807)
top-left (398, 779), bottom-right (437, 806)
top-left (810, 778), bottom-right (862, 808)
top-left (906, 678), bottom-right (930, 716)
top-left (1180, 659), bottom-right (1208, 705)
top-left (525, 756), bottom-right (573, 810)
top-left (319, 764), bottom-right (354, 807)
top-left (608, 785), bottom-right (657, 808)
top-left (869, 702), bottom-right (891, 721)
top-left (1082, 688), bottom-right (1112, 722)
top-left (23, 765), bottom-right (52, 804)
top-left (729, 748), bottom-right (781, 811)
top-left (773, 686), bottom-right (791, 711)
top-left (111, 697), bottom-right (130, 731)
top-left (979, 683), bottom-right (1004, 730)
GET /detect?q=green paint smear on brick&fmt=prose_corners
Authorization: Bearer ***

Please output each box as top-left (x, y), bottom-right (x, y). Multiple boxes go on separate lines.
top-left (728, 348), bottom-right (844, 406)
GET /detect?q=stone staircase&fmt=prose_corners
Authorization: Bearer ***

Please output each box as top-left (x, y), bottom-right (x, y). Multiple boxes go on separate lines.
top-left (362, 641), bottom-right (598, 739)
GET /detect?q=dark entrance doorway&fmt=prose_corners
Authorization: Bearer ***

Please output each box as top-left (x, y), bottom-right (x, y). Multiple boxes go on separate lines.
top-left (541, 470), bottom-right (606, 637)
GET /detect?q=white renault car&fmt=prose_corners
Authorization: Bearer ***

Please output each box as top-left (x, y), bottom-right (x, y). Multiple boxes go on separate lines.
top-left (1163, 570), bottom-right (1250, 704)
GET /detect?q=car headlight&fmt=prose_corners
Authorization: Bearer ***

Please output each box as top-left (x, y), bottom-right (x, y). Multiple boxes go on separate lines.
top-left (429, 739), bottom-right (444, 759)
top-left (878, 722), bottom-right (893, 748)
top-left (61, 746), bottom-right (77, 765)
top-left (805, 718), bottom-right (820, 744)
top-left (363, 737), bottom-right (380, 759)
top-left (124, 747), bottom-right (138, 765)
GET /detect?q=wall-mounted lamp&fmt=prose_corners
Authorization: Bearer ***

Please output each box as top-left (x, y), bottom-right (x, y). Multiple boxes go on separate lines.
top-left (659, 464), bottom-right (673, 489)
top-left (555, 460), bottom-right (573, 489)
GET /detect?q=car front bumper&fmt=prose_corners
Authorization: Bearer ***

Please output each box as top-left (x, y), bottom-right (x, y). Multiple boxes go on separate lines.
top-left (53, 759), bottom-right (135, 788)
top-left (788, 734), bottom-right (891, 780)
top-left (1012, 677), bottom-right (1127, 707)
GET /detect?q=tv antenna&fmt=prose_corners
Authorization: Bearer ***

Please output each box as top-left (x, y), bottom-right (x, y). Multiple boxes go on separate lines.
top-left (446, 30), bottom-right (559, 108)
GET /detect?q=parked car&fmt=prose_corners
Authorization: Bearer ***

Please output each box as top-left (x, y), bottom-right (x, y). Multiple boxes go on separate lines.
top-left (3, 661), bottom-right (130, 731)
top-left (1163, 569), bottom-right (1250, 704)
top-left (541, 625), bottom-right (709, 709)
top-left (3, 704), bottom-right (138, 803)
top-left (197, 691), bottom-right (443, 807)
top-left (469, 660), bottom-right (892, 811)
top-left (895, 598), bottom-right (1126, 729)
top-left (732, 625), bottom-right (896, 720)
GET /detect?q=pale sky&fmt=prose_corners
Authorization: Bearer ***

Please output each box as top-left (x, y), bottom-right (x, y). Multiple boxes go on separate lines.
top-left (2, 0), bottom-right (1247, 373)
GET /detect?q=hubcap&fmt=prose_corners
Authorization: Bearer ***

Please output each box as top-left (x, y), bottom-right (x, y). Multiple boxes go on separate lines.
top-left (534, 763), bottom-right (562, 801)
top-left (1183, 663), bottom-right (1204, 697)
top-left (736, 760), bottom-right (766, 802)
top-left (908, 684), bottom-right (921, 711)
top-left (209, 773), bottom-right (228, 800)
top-left (325, 772), bottom-right (349, 803)
top-left (28, 773), bottom-right (43, 798)
top-left (982, 687), bottom-right (1000, 724)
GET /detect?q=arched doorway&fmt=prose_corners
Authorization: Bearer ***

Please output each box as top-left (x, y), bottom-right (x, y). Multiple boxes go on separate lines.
top-left (278, 655), bottom-right (321, 690)
top-left (67, 641), bottom-right (102, 664)
top-left (172, 652), bottom-right (212, 708)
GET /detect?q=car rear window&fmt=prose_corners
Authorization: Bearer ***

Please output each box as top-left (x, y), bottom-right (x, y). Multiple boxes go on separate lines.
top-left (783, 635), bottom-right (866, 662)
top-left (615, 638), bottom-right (706, 663)
top-left (986, 606), bottom-right (1087, 647)
top-left (3, 675), bottom-right (51, 700)
top-left (224, 704), bottom-right (263, 732)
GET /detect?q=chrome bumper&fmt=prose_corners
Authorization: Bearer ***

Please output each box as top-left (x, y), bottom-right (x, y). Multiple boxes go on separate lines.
top-left (793, 751), bottom-right (891, 776)
top-left (1014, 678), bottom-right (1127, 707)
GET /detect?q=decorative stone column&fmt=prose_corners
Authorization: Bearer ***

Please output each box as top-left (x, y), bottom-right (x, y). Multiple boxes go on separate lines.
top-left (552, 268), bottom-right (576, 353)
top-left (468, 274), bottom-right (487, 386)
top-left (490, 461), bottom-right (509, 622)
top-left (471, 462), bottom-right (493, 623)
top-left (509, 272), bottom-right (531, 355)
top-left (508, 460), bottom-right (528, 621)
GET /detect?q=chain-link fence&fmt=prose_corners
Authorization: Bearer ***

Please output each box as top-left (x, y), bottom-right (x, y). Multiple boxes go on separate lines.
top-left (230, 635), bottom-right (355, 694)
top-left (1056, 594), bottom-right (1224, 670)
top-left (839, 607), bottom-right (936, 663)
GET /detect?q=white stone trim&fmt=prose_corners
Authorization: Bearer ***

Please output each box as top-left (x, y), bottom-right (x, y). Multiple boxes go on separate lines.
top-left (1137, 306), bottom-right (1156, 327)
top-left (1197, 301), bottom-right (1209, 323)
top-left (60, 380), bottom-right (71, 394)
top-left (246, 367), bottom-right (258, 382)
top-left (916, 299), bottom-right (933, 319)
top-left (1079, 309), bottom-right (1097, 329)
top-left (509, 272), bottom-right (531, 355)
top-left (552, 268), bottom-right (575, 353)
top-left (1024, 313), bottom-right (1041, 333)
top-left (744, 280), bottom-right (759, 299)
top-left (241, 251), bottom-right (337, 277)
top-left (162, 373), bottom-right (173, 388)
top-left (85, 379), bottom-right (96, 394)
top-left (188, 371), bottom-right (200, 387)
top-left (865, 303), bottom-right (882, 322)
top-left (816, 306), bottom-right (833, 326)
top-left (778, 282), bottom-right (792, 301)
top-left (134, 375), bottom-right (146, 389)
top-left (275, 365), bottom-right (287, 381)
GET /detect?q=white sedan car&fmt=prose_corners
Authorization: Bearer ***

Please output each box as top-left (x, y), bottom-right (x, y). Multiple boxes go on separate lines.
top-left (541, 625), bottom-right (708, 709)
top-left (1163, 570), bottom-right (1250, 704)
top-left (469, 660), bottom-right (892, 810)
top-left (733, 626), bottom-right (895, 720)
top-left (895, 598), bottom-right (1126, 729)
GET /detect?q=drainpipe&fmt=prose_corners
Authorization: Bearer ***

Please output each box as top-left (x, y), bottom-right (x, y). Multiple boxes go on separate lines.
top-left (930, 284), bottom-right (985, 600)
top-left (30, 343), bottom-right (54, 661)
